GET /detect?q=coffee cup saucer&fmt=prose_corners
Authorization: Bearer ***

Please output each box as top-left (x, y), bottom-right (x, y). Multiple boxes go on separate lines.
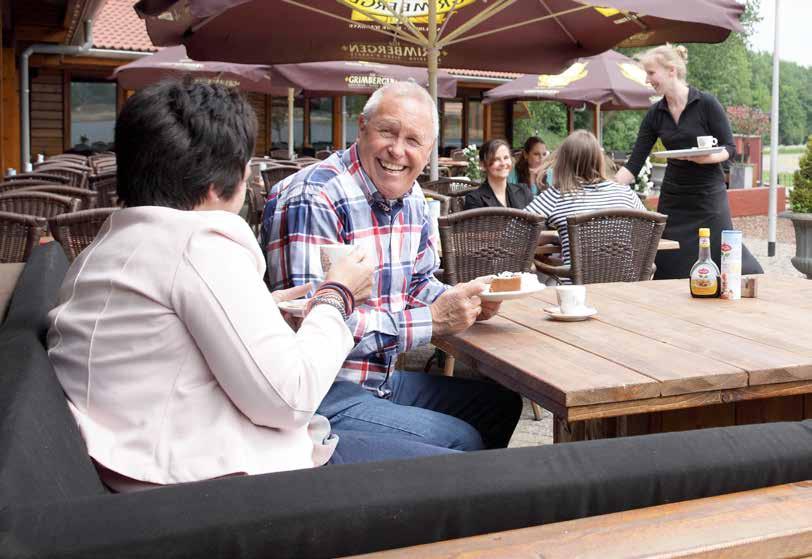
top-left (277, 298), bottom-right (308, 317)
top-left (544, 305), bottom-right (597, 322)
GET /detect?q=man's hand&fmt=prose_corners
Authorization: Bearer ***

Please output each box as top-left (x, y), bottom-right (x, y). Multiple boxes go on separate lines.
top-left (478, 300), bottom-right (501, 321)
top-left (430, 281), bottom-right (485, 337)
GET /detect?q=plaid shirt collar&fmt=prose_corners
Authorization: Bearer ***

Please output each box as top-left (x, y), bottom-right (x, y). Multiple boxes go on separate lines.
top-left (343, 143), bottom-right (414, 213)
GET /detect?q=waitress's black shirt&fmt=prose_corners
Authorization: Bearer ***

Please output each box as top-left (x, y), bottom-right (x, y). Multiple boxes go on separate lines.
top-left (625, 87), bottom-right (736, 191)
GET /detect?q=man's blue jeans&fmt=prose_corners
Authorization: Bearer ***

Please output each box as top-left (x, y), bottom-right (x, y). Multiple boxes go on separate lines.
top-left (317, 372), bottom-right (523, 451)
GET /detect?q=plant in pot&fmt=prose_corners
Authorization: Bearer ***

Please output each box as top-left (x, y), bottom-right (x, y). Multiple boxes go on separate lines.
top-left (726, 105), bottom-right (768, 189)
top-left (783, 135), bottom-right (812, 278)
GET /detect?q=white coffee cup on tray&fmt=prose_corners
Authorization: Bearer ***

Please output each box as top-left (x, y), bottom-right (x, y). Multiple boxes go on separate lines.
top-left (697, 136), bottom-right (718, 149)
top-left (320, 244), bottom-right (356, 273)
top-left (556, 285), bottom-right (587, 314)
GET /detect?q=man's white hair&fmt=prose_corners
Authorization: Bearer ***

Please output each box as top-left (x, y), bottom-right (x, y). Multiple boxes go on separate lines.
top-left (361, 80), bottom-right (439, 139)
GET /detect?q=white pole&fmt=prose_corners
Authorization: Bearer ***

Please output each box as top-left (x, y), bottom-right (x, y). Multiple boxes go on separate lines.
top-left (287, 88), bottom-right (295, 160)
top-left (595, 103), bottom-right (602, 146)
top-left (428, 0), bottom-right (439, 181)
top-left (768, 0), bottom-right (781, 257)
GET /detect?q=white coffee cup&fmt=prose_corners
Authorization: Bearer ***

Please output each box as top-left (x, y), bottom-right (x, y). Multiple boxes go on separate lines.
top-left (320, 244), bottom-right (356, 273)
top-left (556, 285), bottom-right (587, 314)
top-left (697, 136), bottom-right (718, 148)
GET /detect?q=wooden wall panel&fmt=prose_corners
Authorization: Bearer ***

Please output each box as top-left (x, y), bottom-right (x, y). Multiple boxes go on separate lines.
top-left (30, 69), bottom-right (64, 158)
top-left (245, 92), bottom-right (267, 156)
top-left (490, 100), bottom-right (506, 140)
top-left (1, 48), bottom-right (20, 171)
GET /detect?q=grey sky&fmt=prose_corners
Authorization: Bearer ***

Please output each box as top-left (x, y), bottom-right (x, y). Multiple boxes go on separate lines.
top-left (748, 0), bottom-right (811, 68)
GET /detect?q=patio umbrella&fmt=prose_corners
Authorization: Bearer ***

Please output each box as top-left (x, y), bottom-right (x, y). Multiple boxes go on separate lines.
top-left (483, 50), bottom-right (657, 144)
top-left (271, 60), bottom-right (457, 152)
top-left (271, 60), bottom-right (457, 99)
top-left (135, 0), bottom-right (744, 177)
top-left (112, 45), bottom-right (288, 95)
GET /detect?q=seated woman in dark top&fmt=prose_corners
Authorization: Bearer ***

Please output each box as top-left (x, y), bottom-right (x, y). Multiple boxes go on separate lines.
top-left (464, 139), bottom-right (533, 210)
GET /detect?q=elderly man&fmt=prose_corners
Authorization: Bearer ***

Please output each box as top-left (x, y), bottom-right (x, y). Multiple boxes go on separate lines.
top-left (262, 81), bottom-right (522, 451)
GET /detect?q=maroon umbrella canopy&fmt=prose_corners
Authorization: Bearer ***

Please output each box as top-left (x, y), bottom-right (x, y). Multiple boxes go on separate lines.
top-left (135, 0), bottom-right (744, 74)
top-left (112, 45), bottom-right (287, 95)
top-left (483, 50), bottom-right (657, 111)
top-left (271, 60), bottom-right (457, 98)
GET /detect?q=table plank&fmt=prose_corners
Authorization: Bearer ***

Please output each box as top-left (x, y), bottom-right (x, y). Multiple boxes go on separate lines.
top-left (533, 288), bottom-right (812, 387)
top-left (438, 315), bottom-right (661, 407)
top-left (501, 296), bottom-right (747, 397)
top-left (591, 279), bottom-right (812, 361)
top-left (351, 481), bottom-right (812, 559)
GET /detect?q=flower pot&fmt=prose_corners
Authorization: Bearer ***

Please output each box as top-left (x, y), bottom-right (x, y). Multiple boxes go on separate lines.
top-left (650, 163), bottom-right (666, 188)
top-left (781, 211), bottom-right (812, 278)
top-left (729, 163), bottom-right (754, 189)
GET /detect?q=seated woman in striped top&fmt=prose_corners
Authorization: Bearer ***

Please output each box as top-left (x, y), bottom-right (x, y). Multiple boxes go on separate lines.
top-left (524, 130), bottom-right (645, 279)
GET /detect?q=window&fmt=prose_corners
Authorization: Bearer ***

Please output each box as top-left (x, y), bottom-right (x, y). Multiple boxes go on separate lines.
top-left (343, 95), bottom-right (368, 147)
top-left (468, 100), bottom-right (484, 146)
top-left (442, 100), bottom-right (463, 151)
top-left (271, 96), bottom-right (304, 150)
top-left (309, 97), bottom-right (333, 150)
top-left (70, 81), bottom-right (116, 152)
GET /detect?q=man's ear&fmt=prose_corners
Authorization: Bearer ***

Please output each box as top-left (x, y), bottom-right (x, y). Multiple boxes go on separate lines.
top-left (358, 114), bottom-right (367, 133)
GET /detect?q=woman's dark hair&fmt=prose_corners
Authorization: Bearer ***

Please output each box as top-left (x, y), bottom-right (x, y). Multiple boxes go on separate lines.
top-left (515, 136), bottom-right (545, 185)
top-left (479, 139), bottom-right (511, 166)
top-left (115, 79), bottom-right (257, 210)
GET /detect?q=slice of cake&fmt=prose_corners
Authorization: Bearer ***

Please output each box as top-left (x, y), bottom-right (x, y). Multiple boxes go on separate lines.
top-left (490, 272), bottom-right (522, 292)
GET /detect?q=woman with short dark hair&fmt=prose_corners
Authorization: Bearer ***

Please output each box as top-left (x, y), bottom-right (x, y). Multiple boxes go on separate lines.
top-left (47, 80), bottom-right (451, 493)
top-left (463, 139), bottom-right (533, 210)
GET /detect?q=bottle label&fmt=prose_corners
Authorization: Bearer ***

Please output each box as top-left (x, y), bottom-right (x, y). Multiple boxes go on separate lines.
top-left (691, 265), bottom-right (719, 295)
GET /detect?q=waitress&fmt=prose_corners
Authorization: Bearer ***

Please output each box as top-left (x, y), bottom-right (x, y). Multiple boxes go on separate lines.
top-left (615, 44), bottom-right (762, 279)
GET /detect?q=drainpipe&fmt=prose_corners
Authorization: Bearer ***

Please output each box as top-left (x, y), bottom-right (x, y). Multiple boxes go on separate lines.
top-left (20, 19), bottom-right (94, 171)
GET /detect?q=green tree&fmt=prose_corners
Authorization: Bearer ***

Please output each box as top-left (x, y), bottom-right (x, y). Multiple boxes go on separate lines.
top-left (789, 136), bottom-right (812, 213)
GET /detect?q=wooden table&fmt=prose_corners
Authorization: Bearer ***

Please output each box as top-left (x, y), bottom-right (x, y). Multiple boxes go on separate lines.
top-left (434, 276), bottom-right (812, 442)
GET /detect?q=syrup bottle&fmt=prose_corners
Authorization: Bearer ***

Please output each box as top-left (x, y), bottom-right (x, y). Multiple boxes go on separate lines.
top-left (690, 228), bottom-right (720, 298)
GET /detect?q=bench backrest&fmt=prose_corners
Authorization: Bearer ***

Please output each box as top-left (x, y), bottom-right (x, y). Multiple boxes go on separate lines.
top-left (0, 243), bottom-right (107, 507)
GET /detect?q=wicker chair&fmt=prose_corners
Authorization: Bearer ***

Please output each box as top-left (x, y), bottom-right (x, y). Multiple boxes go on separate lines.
top-left (535, 209), bottom-right (668, 285)
top-left (48, 208), bottom-right (117, 261)
top-left (421, 189), bottom-right (452, 217)
top-left (433, 207), bottom-right (545, 378)
top-left (244, 183), bottom-right (267, 236)
top-left (0, 179), bottom-right (63, 194)
top-left (315, 149), bottom-right (332, 160)
top-left (437, 208), bottom-right (545, 285)
top-left (31, 166), bottom-right (89, 189)
top-left (268, 148), bottom-right (293, 160)
top-left (420, 178), bottom-right (480, 214)
top-left (88, 171), bottom-right (118, 207)
top-left (261, 165), bottom-right (300, 191)
top-left (449, 148), bottom-right (466, 161)
top-left (16, 185), bottom-right (97, 210)
top-left (3, 173), bottom-right (70, 185)
top-left (0, 211), bottom-right (47, 263)
top-left (0, 192), bottom-right (79, 220)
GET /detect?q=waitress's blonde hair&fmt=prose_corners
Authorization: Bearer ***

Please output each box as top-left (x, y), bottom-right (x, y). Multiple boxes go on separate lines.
top-left (552, 130), bottom-right (605, 194)
top-left (637, 43), bottom-right (689, 82)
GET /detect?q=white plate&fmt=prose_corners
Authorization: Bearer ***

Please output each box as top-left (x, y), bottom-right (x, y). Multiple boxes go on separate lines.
top-left (651, 146), bottom-right (725, 159)
top-left (277, 298), bottom-right (308, 317)
top-left (543, 305), bottom-right (597, 322)
top-left (480, 276), bottom-right (545, 302)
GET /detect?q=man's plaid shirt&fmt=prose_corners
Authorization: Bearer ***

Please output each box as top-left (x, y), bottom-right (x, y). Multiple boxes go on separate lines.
top-left (261, 144), bottom-right (448, 392)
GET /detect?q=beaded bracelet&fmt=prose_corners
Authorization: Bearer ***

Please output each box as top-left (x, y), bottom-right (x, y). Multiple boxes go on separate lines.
top-left (319, 281), bottom-right (355, 313)
top-left (306, 292), bottom-right (349, 320)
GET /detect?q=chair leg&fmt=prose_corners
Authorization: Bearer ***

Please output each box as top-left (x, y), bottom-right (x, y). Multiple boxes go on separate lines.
top-left (442, 354), bottom-right (455, 377)
top-left (531, 401), bottom-right (544, 421)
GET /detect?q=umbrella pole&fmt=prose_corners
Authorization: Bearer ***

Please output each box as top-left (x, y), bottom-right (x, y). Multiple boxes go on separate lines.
top-left (593, 102), bottom-right (602, 146)
top-left (567, 106), bottom-right (574, 134)
top-left (288, 88), bottom-right (295, 160)
top-left (768, 0), bottom-right (781, 257)
top-left (428, 0), bottom-right (439, 181)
